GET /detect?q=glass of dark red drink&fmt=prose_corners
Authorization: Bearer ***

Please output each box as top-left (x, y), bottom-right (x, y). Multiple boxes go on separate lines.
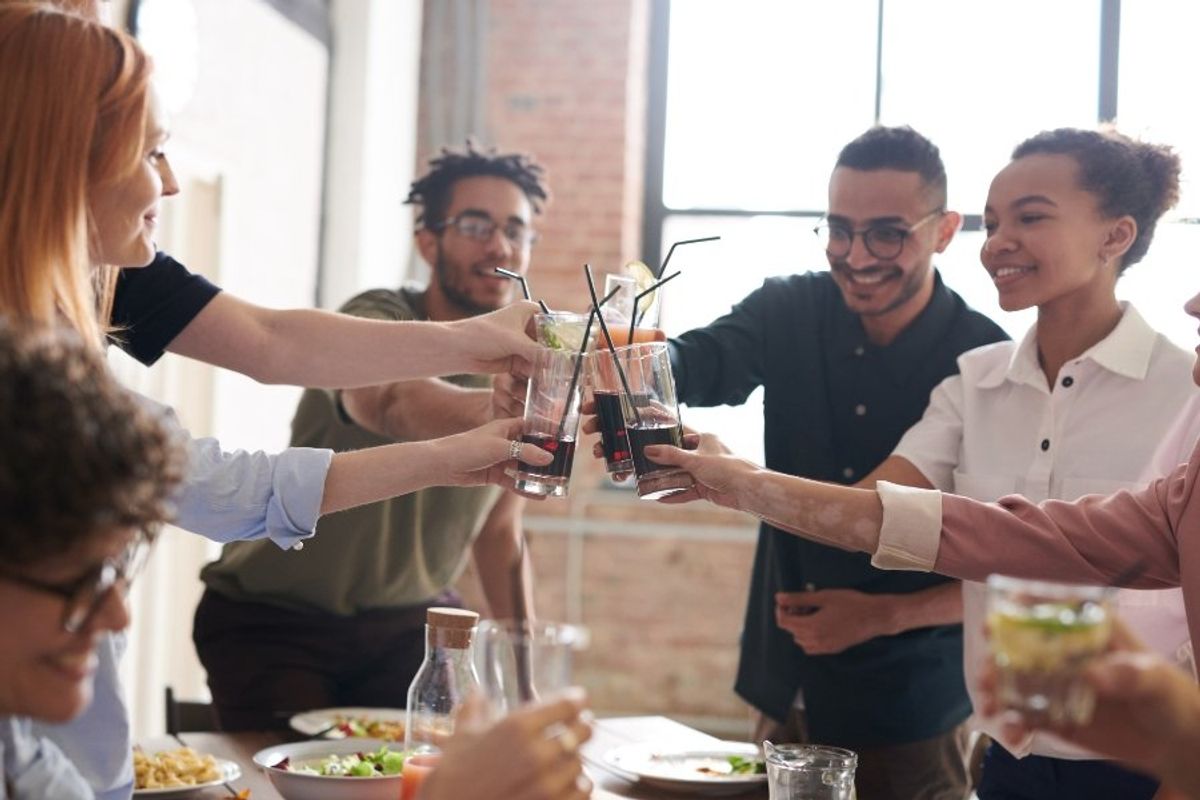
top-left (595, 341), bottom-right (693, 499)
top-left (588, 346), bottom-right (640, 474)
top-left (514, 347), bottom-right (584, 497)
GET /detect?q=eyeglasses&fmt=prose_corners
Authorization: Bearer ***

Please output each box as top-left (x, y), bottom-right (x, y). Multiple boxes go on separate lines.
top-left (0, 534), bottom-right (151, 633)
top-left (435, 212), bottom-right (537, 248)
top-left (814, 208), bottom-right (944, 261)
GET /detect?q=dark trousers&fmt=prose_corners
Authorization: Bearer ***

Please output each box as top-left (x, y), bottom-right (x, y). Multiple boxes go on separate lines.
top-left (757, 709), bottom-right (969, 800)
top-left (977, 741), bottom-right (1159, 800)
top-left (192, 588), bottom-right (462, 731)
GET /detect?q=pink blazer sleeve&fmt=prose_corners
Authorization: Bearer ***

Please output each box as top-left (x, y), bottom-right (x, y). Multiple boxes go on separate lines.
top-left (936, 440), bottom-right (1200, 649)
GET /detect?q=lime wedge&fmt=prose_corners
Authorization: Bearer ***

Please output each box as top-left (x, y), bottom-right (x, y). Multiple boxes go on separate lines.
top-left (624, 259), bottom-right (657, 320)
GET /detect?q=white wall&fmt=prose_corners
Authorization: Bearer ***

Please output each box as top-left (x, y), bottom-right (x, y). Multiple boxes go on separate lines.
top-left (321, 0), bottom-right (425, 309)
top-left (115, 0), bottom-right (424, 738)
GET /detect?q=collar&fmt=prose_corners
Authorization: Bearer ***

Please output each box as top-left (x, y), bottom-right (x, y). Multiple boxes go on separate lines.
top-left (978, 302), bottom-right (1158, 389)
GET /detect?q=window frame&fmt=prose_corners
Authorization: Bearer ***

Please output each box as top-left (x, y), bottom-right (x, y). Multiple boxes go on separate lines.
top-left (641, 0), bottom-right (1123, 268)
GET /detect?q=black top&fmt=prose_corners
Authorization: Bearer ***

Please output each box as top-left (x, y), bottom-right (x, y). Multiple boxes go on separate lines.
top-left (109, 252), bottom-right (222, 365)
top-left (670, 270), bottom-right (1008, 747)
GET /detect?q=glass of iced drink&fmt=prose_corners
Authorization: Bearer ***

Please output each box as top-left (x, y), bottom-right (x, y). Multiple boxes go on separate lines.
top-left (514, 347), bottom-right (584, 497)
top-left (986, 575), bottom-right (1114, 726)
top-left (534, 311), bottom-right (592, 352)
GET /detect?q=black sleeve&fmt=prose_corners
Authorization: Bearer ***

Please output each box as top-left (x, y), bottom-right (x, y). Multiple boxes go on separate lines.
top-left (109, 252), bottom-right (222, 366)
top-left (669, 280), bottom-right (771, 408)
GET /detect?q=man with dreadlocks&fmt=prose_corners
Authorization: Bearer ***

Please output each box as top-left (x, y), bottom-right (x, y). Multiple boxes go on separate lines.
top-left (194, 142), bottom-right (550, 730)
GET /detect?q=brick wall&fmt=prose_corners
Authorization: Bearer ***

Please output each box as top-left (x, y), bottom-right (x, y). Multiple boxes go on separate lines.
top-left (418, 0), bottom-right (758, 735)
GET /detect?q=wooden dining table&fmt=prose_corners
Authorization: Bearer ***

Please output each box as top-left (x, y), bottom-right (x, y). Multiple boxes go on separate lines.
top-left (168, 716), bottom-right (766, 799)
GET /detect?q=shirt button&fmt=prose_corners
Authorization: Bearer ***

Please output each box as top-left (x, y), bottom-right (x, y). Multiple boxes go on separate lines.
top-left (1040, 439), bottom-right (1050, 452)
top-left (854, 404), bottom-right (867, 416)
top-left (842, 467), bottom-right (854, 479)
top-left (293, 541), bottom-right (305, 551)
top-left (854, 346), bottom-right (865, 357)
top-left (1061, 376), bottom-right (1074, 388)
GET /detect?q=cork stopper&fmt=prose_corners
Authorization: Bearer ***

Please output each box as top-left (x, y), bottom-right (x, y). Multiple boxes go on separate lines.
top-left (427, 607), bottom-right (479, 629)
top-left (427, 607), bottom-right (479, 649)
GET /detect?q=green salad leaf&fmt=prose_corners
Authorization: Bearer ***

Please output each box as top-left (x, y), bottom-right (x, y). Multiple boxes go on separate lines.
top-left (727, 755), bottom-right (766, 775)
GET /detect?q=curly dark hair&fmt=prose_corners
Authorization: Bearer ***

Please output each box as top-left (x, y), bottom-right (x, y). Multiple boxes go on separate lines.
top-left (406, 140), bottom-right (549, 228)
top-left (837, 126), bottom-right (948, 208)
top-left (1012, 128), bottom-right (1181, 273)
top-left (0, 319), bottom-right (185, 565)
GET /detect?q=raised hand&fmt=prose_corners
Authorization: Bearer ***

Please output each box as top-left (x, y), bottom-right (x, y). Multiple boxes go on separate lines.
top-left (434, 417), bottom-right (552, 490)
top-left (452, 301), bottom-right (542, 378)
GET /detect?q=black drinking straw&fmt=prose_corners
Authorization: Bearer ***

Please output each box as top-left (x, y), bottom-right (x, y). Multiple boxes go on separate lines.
top-left (656, 235), bottom-right (721, 278)
top-left (494, 267), bottom-right (530, 299)
top-left (584, 264), bottom-right (643, 427)
top-left (627, 269), bottom-right (683, 344)
top-left (494, 267), bottom-right (550, 313)
top-left (555, 286), bottom-right (620, 439)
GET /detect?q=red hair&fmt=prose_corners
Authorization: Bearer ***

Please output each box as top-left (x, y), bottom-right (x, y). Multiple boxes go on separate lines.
top-left (0, 2), bottom-right (151, 345)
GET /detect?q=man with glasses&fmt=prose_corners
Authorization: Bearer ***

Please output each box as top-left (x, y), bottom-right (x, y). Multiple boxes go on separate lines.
top-left (668, 126), bottom-right (1007, 800)
top-left (194, 142), bottom-right (549, 730)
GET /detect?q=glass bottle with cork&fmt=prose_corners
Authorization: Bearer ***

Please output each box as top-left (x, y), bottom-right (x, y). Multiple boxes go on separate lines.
top-left (404, 607), bottom-right (481, 755)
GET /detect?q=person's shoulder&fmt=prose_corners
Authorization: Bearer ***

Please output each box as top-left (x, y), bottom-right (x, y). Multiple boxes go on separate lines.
top-left (940, 285), bottom-right (1009, 345)
top-left (339, 285), bottom-right (424, 322)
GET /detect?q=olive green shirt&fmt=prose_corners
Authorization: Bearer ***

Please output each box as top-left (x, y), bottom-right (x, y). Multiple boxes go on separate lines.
top-left (200, 286), bottom-right (502, 615)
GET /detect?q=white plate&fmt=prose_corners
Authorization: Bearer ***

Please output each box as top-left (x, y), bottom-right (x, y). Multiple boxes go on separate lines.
top-left (132, 758), bottom-right (241, 797)
top-left (603, 740), bottom-right (766, 796)
top-left (288, 707), bottom-right (406, 740)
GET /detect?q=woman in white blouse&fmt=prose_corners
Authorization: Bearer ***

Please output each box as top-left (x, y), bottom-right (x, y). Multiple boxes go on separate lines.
top-left (783, 129), bottom-right (1192, 800)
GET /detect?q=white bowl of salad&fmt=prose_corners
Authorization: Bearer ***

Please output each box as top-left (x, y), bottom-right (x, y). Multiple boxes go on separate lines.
top-left (252, 738), bottom-right (406, 800)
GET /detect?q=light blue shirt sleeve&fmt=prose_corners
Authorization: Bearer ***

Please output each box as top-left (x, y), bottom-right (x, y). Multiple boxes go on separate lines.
top-left (1, 716), bottom-right (94, 800)
top-left (141, 396), bottom-right (333, 550)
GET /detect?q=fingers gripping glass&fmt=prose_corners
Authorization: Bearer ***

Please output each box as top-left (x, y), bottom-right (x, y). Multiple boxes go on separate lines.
top-left (435, 212), bottom-right (538, 248)
top-left (814, 208), bottom-right (944, 260)
top-left (0, 534), bottom-right (152, 633)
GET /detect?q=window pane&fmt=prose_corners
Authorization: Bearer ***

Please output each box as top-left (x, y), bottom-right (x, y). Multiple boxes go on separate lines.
top-left (879, 0), bottom-right (1099, 214)
top-left (1119, 0), bottom-right (1200, 218)
top-left (663, 0), bottom-right (878, 211)
top-left (1115, 222), bottom-right (1200, 350)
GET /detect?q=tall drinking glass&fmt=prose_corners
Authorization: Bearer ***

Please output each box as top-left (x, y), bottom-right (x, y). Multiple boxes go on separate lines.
top-left (475, 620), bottom-right (589, 717)
top-left (588, 345), bottom-right (637, 474)
top-left (986, 575), bottom-right (1114, 725)
top-left (615, 342), bottom-right (693, 499)
top-left (514, 347), bottom-right (584, 497)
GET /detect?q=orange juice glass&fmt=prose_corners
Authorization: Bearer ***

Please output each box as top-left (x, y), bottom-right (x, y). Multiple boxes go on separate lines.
top-left (401, 753), bottom-right (441, 800)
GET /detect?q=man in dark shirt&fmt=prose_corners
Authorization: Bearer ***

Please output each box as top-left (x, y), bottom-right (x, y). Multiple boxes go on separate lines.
top-left (669, 126), bottom-right (1008, 800)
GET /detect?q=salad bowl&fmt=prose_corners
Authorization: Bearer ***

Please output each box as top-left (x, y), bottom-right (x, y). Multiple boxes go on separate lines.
top-left (252, 738), bottom-right (404, 800)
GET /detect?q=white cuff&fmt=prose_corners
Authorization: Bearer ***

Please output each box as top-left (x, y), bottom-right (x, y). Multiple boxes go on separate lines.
top-left (871, 481), bottom-right (942, 571)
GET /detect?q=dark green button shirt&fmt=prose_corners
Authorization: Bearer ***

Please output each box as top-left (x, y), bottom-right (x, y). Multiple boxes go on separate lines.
top-left (670, 270), bottom-right (1008, 747)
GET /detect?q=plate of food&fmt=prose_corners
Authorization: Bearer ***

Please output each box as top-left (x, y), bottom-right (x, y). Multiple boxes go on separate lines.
top-left (132, 745), bottom-right (242, 797)
top-left (602, 740), bottom-right (766, 796)
top-left (288, 707), bottom-right (406, 741)
top-left (253, 738), bottom-right (405, 800)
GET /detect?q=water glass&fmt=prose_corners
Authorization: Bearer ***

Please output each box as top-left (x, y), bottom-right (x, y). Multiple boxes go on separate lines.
top-left (987, 574), bottom-right (1114, 726)
top-left (475, 620), bottom-right (589, 717)
top-left (765, 742), bottom-right (857, 800)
